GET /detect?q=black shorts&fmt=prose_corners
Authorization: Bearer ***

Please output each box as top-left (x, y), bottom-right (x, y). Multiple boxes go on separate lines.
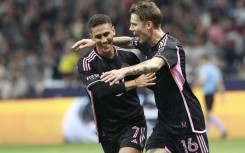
top-left (146, 127), bottom-right (209, 153)
top-left (204, 93), bottom-right (214, 111)
top-left (101, 124), bottom-right (147, 153)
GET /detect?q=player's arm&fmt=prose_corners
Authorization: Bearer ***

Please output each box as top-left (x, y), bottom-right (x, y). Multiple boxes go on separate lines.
top-left (77, 56), bottom-right (155, 98)
top-left (71, 37), bottom-right (135, 51)
top-left (90, 73), bottom-right (155, 98)
top-left (89, 82), bottom-right (125, 98)
top-left (125, 57), bottom-right (164, 75)
top-left (71, 39), bottom-right (95, 51)
top-left (101, 57), bottom-right (164, 85)
top-left (113, 36), bottom-right (135, 49)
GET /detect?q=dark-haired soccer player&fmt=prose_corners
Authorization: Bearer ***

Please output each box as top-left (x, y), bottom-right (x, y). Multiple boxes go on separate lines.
top-left (73, 1), bottom-right (209, 153)
top-left (77, 14), bottom-right (156, 153)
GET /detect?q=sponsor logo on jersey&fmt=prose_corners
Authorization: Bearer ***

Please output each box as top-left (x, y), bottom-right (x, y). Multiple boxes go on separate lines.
top-left (86, 74), bottom-right (99, 80)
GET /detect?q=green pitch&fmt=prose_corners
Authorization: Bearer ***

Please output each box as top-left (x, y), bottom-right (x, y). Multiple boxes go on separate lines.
top-left (0, 139), bottom-right (244, 153)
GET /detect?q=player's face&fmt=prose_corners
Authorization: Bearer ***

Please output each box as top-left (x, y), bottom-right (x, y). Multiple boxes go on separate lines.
top-left (129, 13), bottom-right (150, 43)
top-left (90, 23), bottom-right (115, 56)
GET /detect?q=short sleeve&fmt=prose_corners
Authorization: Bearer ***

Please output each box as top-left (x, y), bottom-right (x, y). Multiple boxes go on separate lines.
top-left (155, 46), bottom-right (178, 68)
top-left (77, 58), bottom-right (102, 89)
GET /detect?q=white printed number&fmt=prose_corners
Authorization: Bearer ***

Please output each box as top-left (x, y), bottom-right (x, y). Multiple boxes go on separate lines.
top-left (131, 126), bottom-right (145, 147)
top-left (181, 138), bottom-right (198, 153)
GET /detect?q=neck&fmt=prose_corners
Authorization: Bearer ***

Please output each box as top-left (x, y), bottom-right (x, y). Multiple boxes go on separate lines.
top-left (96, 47), bottom-right (114, 59)
top-left (148, 28), bottom-right (165, 47)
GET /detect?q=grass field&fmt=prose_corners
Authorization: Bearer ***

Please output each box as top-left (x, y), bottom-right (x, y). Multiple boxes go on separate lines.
top-left (0, 139), bottom-right (244, 153)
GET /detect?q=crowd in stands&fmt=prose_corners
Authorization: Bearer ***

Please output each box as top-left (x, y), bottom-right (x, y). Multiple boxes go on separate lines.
top-left (0, 0), bottom-right (244, 99)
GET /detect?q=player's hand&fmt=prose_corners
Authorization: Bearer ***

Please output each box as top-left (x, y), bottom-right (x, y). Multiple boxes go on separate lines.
top-left (101, 69), bottom-right (127, 85)
top-left (71, 39), bottom-right (95, 51)
top-left (135, 73), bottom-right (156, 87)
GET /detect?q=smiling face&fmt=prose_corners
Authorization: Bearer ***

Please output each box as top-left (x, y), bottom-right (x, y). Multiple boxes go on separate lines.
top-left (90, 23), bottom-right (115, 58)
top-left (129, 13), bottom-right (150, 43)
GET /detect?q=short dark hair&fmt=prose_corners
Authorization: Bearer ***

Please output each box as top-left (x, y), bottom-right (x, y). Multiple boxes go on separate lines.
top-left (88, 14), bottom-right (112, 32)
top-left (129, 1), bottom-right (162, 28)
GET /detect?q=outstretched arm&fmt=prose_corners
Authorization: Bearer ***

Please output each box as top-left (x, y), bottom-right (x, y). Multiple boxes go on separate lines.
top-left (113, 36), bottom-right (135, 49)
top-left (71, 36), bottom-right (135, 51)
top-left (71, 39), bottom-right (95, 51)
top-left (90, 73), bottom-right (156, 98)
top-left (101, 57), bottom-right (164, 85)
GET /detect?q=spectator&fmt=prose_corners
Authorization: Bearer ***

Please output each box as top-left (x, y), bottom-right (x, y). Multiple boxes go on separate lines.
top-left (58, 40), bottom-right (80, 87)
top-left (0, 0), bottom-right (244, 99)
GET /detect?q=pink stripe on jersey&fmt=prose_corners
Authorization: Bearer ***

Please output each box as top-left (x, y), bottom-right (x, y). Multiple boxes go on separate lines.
top-left (159, 34), bottom-right (168, 51)
top-left (169, 48), bottom-right (185, 91)
top-left (199, 134), bottom-right (209, 152)
top-left (88, 50), bottom-right (102, 60)
top-left (196, 134), bottom-right (209, 153)
top-left (157, 34), bottom-right (168, 54)
top-left (86, 87), bottom-right (99, 142)
top-left (83, 51), bottom-right (98, 71)
top-left (170, 46), bottom-right (206, 133)
top-left (83, 58), bottom-right (89, 71)
top-left (196, 135), bottom-right (205, 153)
top-left (87, 53), bottom-right (97, 62)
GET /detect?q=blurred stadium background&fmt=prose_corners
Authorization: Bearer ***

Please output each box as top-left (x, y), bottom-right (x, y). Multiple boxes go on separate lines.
top-left (0, 0), bottom-right (245, 152)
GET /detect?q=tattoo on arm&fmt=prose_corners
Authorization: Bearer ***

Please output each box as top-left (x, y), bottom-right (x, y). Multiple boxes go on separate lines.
top-left (127, 60), bottom-right (159, 76)
top-left (113, 37), bottom-right (134, 49)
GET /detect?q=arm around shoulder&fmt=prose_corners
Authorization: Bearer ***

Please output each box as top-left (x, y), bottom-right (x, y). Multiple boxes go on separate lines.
top-left (71, 39), bottom-right (95, 51)
top-left (125, 57), bottom-right (165, 76)
top-left (113, 36), bottom-right (135, 49)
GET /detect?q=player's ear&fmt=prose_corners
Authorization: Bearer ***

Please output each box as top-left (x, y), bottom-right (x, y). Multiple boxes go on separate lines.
top-left (112, 26), bottom-right (116, 36)
top-left (146, 21), bottom-right (153, 30)
top-left (89, 28), bottom-right (93, 39)
top-left (89, 33), bottom-right (94, 40)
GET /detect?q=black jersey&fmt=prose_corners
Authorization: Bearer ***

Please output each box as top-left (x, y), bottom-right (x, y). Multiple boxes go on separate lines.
top-left (77, 46), bottom-right (145, 142)
top-left (133, 34), bottom-right (206, 134)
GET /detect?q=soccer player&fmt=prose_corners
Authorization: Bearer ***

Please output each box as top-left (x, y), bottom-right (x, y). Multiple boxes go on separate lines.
top-left (194, 55), bottom-right (227, 139)
top-left (73, 1), bottom-right (209, 153)
top-left (77, 14), bottom-right (156, 153)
